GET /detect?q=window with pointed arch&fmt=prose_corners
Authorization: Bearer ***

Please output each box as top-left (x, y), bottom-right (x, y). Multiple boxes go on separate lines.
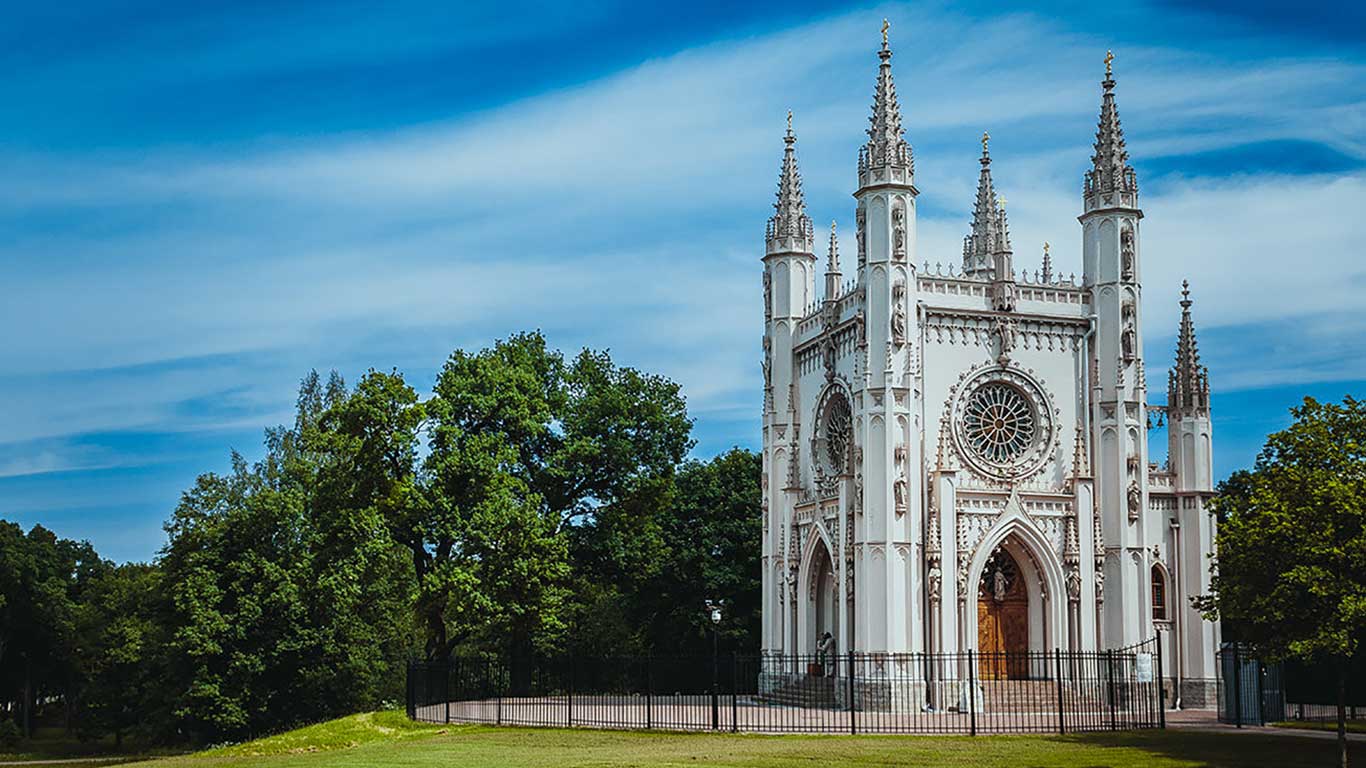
top-left (1151, 565), bottom-right (1167, 621)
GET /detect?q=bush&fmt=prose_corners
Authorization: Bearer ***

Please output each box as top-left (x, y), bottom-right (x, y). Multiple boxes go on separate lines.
top-left (0, 718), bottom-right (22, 748)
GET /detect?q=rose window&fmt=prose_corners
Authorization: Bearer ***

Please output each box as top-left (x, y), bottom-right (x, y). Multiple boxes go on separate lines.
top-left (823, 396), bottom-right (852, 473)
top-left (962, 383), bottom-right (1036, 465)
top-left (949, 367), bottom-right (1056, 481)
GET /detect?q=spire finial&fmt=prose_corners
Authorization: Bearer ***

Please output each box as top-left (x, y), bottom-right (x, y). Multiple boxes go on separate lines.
top-left (999, 195), bottom-right (1007, 209)
top-left (1105, 50), bottom-right (1115, 78)
top-left (882, 18), bottom-right (890, 48)
top-left (1044, 241), bottom-right (1050, 254)
top-left (981, 130), bottom-right (990, 159)
top-left (1180, 278), bottom-right (1191, 307)
top-left (1170, 279), bottom-right (1209, 416)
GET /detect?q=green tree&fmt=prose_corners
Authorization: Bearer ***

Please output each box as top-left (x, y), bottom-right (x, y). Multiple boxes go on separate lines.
top-left (1199, 396), bottom-right (1366, 767)
top-left (73, 563), bottom-right (165, 746)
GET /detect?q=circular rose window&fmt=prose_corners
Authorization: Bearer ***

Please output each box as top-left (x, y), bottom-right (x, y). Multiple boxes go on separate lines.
top-left (950, 368), bottom-right (1056, 481)
top-left (962, 383), bottom-right (1036, 464)
top-left (813, 389), bottom-right (853, 479)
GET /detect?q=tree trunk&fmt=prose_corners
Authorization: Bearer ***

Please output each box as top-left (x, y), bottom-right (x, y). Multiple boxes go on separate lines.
top-left (22, 660), bottom-right (32, 739)
top-left (1339, 659), bottom-right (1350, 768)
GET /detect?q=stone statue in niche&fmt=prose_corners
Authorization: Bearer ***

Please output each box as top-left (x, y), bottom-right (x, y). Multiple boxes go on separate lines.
top-left (993, 317), bottom-right (1018, 366)
top-left (891, 281), bottom-right (907, 347)
top-left (927, 562), bottom-right (942, 602)
top-left (761, 335), bottom-right (772, 389)
top-left (1121, 228), bottom-right (1135, 282)
top-left (1122, 322), bottom-right (1136, 362)
top-left (822, 338), bottom-right (836, 380)
top-left (763, 271), bottom-right (772, 317)
top-left (893, 474), bottom-right (907, 515)
top-left (892, 207), bottom-right (906, 261)
top-left (853, 446), bottom-right (864, 514)
top-left (1127, 479), bottom-right (1142, 521)
top-left (856, 208), bottom-right (867, 267)
top-left (1066, 567), bottom-right (1081, 601)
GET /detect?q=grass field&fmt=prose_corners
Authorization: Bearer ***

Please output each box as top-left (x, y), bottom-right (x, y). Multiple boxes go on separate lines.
top-left (37, 711), bottom-right (1336, 768)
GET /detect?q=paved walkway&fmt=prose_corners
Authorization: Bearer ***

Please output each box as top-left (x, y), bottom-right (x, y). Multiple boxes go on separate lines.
top-left (1165, 707), bottom-right (1366, 742)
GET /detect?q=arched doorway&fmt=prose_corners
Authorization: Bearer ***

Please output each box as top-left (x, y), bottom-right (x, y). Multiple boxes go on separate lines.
top-left (977, 546), bottom-right (1028, 679)
top-left (807, 542), bottom-right (837, 654)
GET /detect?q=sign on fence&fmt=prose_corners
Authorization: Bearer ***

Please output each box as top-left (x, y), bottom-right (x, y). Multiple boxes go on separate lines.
top-left (1135, 653), bottom-right (1153, 683)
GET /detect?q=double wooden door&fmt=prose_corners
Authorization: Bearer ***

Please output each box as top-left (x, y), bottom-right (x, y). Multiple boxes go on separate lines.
top-left (977, 550), bottom-right (1029, 679)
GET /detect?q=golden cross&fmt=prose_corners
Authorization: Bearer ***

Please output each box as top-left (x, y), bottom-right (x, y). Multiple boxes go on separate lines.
top-left (882, 18), bottom-right (890, 46)
top-left (999, 195), bottom-right (1008, 209)
top-left (1105, 50), bottom-right (1115, 76)
top-left (1044, 241), bottom-right (1050, 254)
top-left (981, 130), bottom-right (990, 153)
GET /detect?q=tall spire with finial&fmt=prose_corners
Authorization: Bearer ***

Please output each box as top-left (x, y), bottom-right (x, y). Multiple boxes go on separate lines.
top-left (1168, 280), bottom-right (1210, 415)
top-left (962, 131), bottom-right (1010, 279)
top-left (858, 19), bottom-right (913, 187)
top-left (766, 110), bottom-right (814, 256)
top-left (824, 221), bottom-right (842, 301)
top-left (1085, 50), bottom-right (1138, 211)
top-left (1041, 242), bottom-right (1054, 284)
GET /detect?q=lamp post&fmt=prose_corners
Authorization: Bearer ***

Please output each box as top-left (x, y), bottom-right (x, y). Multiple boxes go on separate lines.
top-left (706, 600), bottom-right (724, 729)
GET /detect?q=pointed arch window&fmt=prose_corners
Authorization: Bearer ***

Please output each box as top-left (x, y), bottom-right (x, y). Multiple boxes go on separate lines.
top-left (1151, 565), bottom-right (1167, 621)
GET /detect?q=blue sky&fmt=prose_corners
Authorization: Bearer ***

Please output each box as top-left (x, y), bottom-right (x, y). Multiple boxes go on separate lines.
top-left (1, 1), bottom-right (1363, 563)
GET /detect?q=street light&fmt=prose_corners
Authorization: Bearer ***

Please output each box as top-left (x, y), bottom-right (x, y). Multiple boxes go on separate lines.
top-left (705, 599), bottom-right (724, 729)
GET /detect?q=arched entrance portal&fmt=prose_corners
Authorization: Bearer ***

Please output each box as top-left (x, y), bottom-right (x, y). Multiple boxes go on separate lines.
top-left (977, 546), bottom-right (1028, 679)
top-left (806, 542), bottom-right (837, 653)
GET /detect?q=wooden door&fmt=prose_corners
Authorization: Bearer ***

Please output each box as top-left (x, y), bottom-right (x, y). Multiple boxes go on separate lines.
top-left (977, 550), bottom-right (1029, 679)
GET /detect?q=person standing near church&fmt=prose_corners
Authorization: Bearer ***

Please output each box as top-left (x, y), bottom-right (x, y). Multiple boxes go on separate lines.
top-left (817, 632), bottom-right (836, 677)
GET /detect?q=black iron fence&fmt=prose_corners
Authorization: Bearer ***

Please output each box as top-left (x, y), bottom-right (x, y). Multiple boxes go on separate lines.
top-left (1218, 645), bottom-right (1366, 726)
top-left (407, 636), bottom-right (1164, 734)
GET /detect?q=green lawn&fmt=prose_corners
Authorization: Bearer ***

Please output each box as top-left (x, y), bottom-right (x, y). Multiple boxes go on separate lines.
top-left (90, 712), bottom-right (1347, 768)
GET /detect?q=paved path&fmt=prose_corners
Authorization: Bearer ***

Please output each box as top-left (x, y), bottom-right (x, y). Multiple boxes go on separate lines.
top-left (1165, 707), bottom-right (1366, 742)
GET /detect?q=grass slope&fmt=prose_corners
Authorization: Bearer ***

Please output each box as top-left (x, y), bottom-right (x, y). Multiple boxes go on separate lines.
top-left (107, 713), bottom-right (1347, 768)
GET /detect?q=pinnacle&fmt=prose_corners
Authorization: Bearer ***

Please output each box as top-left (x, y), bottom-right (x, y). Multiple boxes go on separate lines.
top-left (1170, 280), bottom-right (1210, 416)
top-left (1085, 50), bottom-right (1138, 206)
top-left (962, 132), bottom-right (1009, 277)
top-left (859, 22), bottom-right (913, 180)
top-left (766, 114), bottom-right (814, 255)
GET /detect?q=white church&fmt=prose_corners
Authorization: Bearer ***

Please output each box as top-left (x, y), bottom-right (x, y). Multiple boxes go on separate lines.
top-left (759, 29), bottom-right (1220, 707)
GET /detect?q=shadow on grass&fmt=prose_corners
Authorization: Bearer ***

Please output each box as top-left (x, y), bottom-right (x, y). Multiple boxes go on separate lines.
top-left (1053, 729), bottom-right (1346, 768)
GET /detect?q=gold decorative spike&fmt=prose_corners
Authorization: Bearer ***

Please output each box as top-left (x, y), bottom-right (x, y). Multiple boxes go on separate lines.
top-left (981, 130), bottom-right (990, 154)
top-left (1105, 50), bottom-right (1115, 77)
top-left (999, 195), bottom-right (1007, 209)
top-left (882, 18), bottom-right (890, 46)
top-left (1044, 241), bottom-right (1050, 254)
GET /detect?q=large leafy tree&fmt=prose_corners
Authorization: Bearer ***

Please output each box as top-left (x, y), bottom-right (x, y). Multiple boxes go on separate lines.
top-left (1199, 396), bottom-right (1365, 767)
top-left (73, 563), bottom-right (166, 746)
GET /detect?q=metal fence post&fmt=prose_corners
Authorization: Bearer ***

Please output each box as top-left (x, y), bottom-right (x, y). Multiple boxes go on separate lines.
top-left (1055, 649), bottom-right (1065, 735)
top-left (968, 650), bottom-right (977, 737)
top-left (848, 651), bottom-right (856, 735)
top-left (731, 653), bottom-right (739, 733)
top-left (406, 661), bottom-right (415, 720)
top-left (567, 652), bottom-right (574, 729)
top-left (1107, 649), bottom-right (1118, 731)
top-left (645, 655), bottom-right (653, 730)
top-left (445, 661), bottom-right (452, 725)
top-left (1155, 632), bottom-right (1166, 729)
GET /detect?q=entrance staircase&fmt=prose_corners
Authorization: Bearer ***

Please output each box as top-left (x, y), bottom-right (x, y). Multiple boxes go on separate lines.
top-left (757, 675), bottom-right (837, 708)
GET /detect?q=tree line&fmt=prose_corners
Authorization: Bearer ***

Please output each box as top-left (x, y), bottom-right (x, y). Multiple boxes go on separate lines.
top-left (0, 332), bottom-right (761, 746)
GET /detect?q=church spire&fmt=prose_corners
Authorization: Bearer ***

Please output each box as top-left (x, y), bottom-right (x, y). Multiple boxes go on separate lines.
top-left (766, 111), bottom-right (814, 256)
top-left (962, 132), bottom-right (1010, 279)
top-left (1041, 242), bottom-right (1054, 284)
top-left (857, 19), bottom-right (913, 188)
top-left (1085, 51), bottom-right (1138, 211)
top-left (1168, 280), bottom-right (1210, 416)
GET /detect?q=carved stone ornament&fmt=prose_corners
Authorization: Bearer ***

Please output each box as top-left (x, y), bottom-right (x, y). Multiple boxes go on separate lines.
top-left (812, 387), bottom-right (853, 480)
top-left (1127, 479), bottom-right (1142, 522)
top-left (856, 207), bottom-right (867, 267)
top-left (763, 271), bottom-right (772, 318)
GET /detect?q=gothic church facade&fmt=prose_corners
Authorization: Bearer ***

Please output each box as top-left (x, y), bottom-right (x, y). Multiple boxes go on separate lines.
top-left (759, 32), bottom-right (1220, 705)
